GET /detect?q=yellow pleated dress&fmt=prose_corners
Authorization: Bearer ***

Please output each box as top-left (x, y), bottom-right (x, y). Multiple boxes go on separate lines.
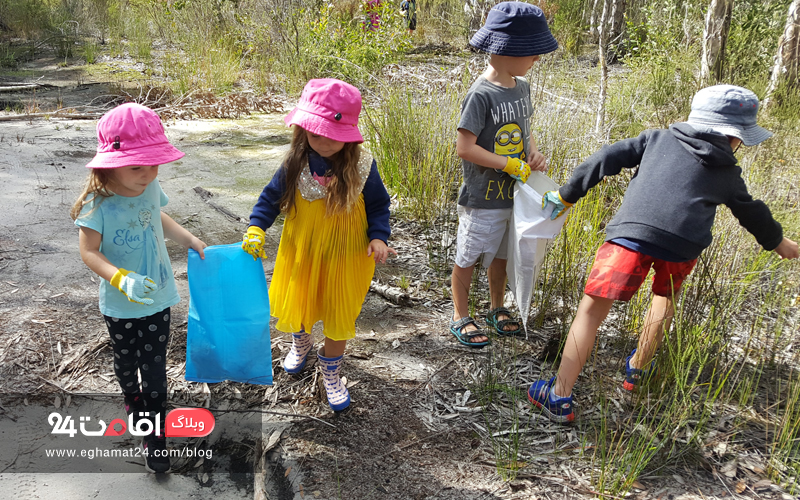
top-left (269, 152), bottom-right (376, 341)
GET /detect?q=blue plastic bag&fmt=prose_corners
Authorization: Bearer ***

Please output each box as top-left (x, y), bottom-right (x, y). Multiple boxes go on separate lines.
top-left (186, 243), bottom-right (273, 385)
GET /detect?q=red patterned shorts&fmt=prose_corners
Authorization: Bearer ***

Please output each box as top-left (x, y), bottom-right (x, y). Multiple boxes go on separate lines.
top-left (584, 242), bottom-right (697, 301)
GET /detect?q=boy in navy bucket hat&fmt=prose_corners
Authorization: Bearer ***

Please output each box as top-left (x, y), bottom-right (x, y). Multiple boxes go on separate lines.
top-left (528, 84), bottom-right (799, 423)
top-left (470, 1), bottom-right (559, 57)
top-left (449, 2), bottom-right (557, 347)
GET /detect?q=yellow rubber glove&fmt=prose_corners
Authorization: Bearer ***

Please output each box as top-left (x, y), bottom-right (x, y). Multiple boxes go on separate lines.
top-left (502, 157), bottom-right (531, 184)
top-left (109, 269), bottom-right (157, 305)
top-left (541, 191), bottom-right (573, 220)
top-left (242, 226), bottom-right (268, 260)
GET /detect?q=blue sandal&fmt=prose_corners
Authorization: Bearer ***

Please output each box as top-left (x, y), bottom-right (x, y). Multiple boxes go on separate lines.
top-left (486, 307), bottom-right (522, 336)
top-left (449, 317), bottom-right (490, 348)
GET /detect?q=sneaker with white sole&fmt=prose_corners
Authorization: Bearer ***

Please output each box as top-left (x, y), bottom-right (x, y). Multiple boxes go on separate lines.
top-left (528, 377), bottom-right (574, 423)
top-left (623, 349), bottom-right (657, 391)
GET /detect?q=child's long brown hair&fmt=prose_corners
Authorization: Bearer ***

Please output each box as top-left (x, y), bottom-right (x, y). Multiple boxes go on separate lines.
top-left (280, 126), bottom-right (363, 216)
top-left (69, 169), bottom-right (115, 221)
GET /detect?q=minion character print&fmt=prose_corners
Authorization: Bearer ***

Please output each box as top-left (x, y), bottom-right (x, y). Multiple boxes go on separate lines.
top-left (494, 123), bottom-right (526, 161)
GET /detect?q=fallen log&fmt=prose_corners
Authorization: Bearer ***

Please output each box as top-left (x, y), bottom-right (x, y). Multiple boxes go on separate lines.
top-left (192, 186), bottom-right (248, 224)
top-left (0, 83), bottom-right (54, 93)
top-left (0, 111), bottom-right (101, 121)
top-left (370, 281), bottom-right (412, 306)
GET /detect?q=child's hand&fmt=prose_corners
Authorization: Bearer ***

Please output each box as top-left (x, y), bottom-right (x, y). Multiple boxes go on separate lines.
top-left (527, 149), bottom-right (547, 172)
top-left (542, 191), bottom-right (572, 220)
top-left (110, 269), bottom-right (157, 305)
top-left (367, 239), bottom-right (397, 264)
top-left (189, 236), bottom-right (208, 260)
top-left (242, 226), bottom-right (268, 260)
top-left (528, 134), bottom-right (547, 172)
top-left (502, 157), bottom-right (531, 184)
top-left (774, 237), bottom-right (799, 259)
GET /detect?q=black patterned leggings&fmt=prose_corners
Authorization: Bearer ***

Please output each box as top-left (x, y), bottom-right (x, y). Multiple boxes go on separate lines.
top-left (104, 308), bottom-right (171, 425)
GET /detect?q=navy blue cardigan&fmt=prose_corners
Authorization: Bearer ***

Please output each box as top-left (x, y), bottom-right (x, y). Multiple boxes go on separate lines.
top-left (249, 151), bottom-right (392, 243)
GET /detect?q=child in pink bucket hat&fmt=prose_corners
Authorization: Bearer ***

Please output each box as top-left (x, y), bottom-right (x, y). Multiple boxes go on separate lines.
top-left (243, 78), bottom-right (396, 412)
top-left (71, 102), bottom-right (207, 473)
top-left (85, 102), bottom-right (186, 169)
top-left (282, 78), bottom-right (365, 143)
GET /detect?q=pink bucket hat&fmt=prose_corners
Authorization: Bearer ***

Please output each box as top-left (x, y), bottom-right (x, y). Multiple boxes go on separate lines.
top-left (86, 103), bottom-right (184, 169)
top-left (284, 79), bottom-right (364, 143)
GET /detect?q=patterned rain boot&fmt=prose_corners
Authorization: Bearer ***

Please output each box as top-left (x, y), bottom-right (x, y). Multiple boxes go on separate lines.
top-left (283, 331), bottom-right (313, 375)
top-left (317, 348), bottom-right (350, 412)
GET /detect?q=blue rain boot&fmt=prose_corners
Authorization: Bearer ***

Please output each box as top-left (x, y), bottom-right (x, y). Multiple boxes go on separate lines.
top-left (283, 331), bottom-right (313, 375)
top-left (317, 348), bottom-right (350, 412)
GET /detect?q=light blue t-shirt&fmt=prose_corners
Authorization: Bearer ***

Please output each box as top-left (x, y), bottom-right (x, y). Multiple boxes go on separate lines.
top-left (75, 180), bottom-right (180, 319)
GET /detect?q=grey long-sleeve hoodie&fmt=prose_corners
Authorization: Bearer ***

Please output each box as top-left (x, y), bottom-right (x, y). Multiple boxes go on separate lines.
top-left (559, 123), bottom-right (783, 261)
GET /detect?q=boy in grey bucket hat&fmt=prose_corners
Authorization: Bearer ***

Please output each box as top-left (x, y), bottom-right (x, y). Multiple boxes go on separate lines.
top-left (449, 2), bottom-right (557, 347)
top-left (528, 84), bottom-right (799, 424)
top-left (687, 84), bottom-right (773, 146)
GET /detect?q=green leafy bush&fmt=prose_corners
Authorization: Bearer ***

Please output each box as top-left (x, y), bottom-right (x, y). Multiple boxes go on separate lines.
top-left (725, 0), bottom-right (790, 92)
top-left (269, 1), bottom-right (410, 88)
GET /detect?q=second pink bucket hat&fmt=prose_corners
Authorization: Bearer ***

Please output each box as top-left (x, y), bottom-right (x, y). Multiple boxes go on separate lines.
top-left (86, 103), bottom-right (184, 169)
top-left (284, 79), bottom-right (364, 143)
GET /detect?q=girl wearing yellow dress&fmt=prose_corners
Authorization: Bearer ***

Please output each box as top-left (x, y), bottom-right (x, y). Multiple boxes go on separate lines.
top-left (242, 79), bottom-right (395, 411)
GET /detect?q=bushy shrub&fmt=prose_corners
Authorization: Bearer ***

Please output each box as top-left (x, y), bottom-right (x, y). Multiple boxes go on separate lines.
top-left (725, 0), bottom-right (790, 93)
top-left (267, 0), bottom-right (411, 87)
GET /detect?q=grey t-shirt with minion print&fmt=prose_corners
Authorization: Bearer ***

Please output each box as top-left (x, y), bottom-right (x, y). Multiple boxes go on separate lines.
top-left (457, 75), bottom-right (532, 209)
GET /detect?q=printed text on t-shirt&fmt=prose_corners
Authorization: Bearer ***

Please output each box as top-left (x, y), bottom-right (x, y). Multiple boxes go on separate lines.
top-left (489, 98), bottom-right (531, 125)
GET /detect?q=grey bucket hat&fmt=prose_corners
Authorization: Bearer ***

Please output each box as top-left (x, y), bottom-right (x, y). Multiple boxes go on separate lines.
top-left (686, 85), bottom-right (772, 146)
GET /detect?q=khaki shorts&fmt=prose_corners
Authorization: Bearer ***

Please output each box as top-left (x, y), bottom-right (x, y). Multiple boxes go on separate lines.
top-left (455, 205), bottom-right (512, 268)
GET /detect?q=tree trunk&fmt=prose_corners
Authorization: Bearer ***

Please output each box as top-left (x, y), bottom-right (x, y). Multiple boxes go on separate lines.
top-left (595, 0), bottom-right (609, 136)
top-left (588, 0), bottom-right (601, 41)
top-left (465, 0), bottom-right (494, 42)
top-left (701, 0), bottom-right (734, 84)
top-left (764, 0), bottom-right (800, 107)
top-left (608, 0), bottom-right (626, 47)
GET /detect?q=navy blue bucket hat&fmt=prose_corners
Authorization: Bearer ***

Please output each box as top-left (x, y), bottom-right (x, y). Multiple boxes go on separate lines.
top-left (470, 2), bottom-right (558, 57)
top-left (686, 85), bottom-right (772, 146)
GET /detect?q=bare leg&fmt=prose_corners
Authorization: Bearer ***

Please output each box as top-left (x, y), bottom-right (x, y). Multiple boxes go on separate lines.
top-left (451, 264), bottom-right (487, 343)
top-left (487, 258), bottom-right (507, 309)
top-left (487, 258), bottom-right (516, 331)
top-left (322, 337), bottom-right (347, 358)
top-left (629, 294), bottom-right (675, 369)
top-left (553, 294), bottom-right (615, 397)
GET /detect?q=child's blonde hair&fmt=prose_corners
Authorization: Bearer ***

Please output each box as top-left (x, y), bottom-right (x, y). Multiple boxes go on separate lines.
top-left (280, 126), bottom-right (363, 216)
top-left (69, 169), bottom-right (115, 221)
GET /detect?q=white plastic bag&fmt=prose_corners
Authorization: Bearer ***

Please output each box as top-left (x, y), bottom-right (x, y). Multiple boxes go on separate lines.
top-left (506, 171), bottom-right (568, 335)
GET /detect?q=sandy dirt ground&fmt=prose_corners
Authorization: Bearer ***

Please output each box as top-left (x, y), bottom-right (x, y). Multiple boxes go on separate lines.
top-left (0, 84), bottom-right (525, 499)
top-left (1, 61), bottom-right (796, 500)
top-left (0, 106), bottom-right (535, 499)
